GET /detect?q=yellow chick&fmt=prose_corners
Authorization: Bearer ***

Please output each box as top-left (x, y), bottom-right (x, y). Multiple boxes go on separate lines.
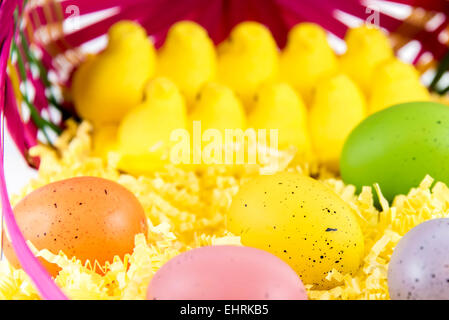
top-left (248, 82), bottom-right (310, 157)
top-left (309, 74), bottom-right (366, 170)
top-left (189, 82), bottom-right (246, 133)
top-left (187, 82), bottom-right (246, 169)
top-left (157, 21), bottom-right (216, 107)
top-left (369, 59), bottom-right (430, 113)
top-left (280, 23), bottom-right (338, 105)
top-left (92, 124), bottom-right (118, 160)
top-left (217, 22), bottom-right (279, 107)
top-left (117, 78), bottom-right (187, 175)
top-left (340, 25), bottom-right (393, 95)
top-left (72, 21), bottom-right (156, 125)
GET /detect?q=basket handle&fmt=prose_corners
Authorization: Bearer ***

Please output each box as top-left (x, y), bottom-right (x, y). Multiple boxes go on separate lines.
top-left (0, 0), bottom-right (67, 300)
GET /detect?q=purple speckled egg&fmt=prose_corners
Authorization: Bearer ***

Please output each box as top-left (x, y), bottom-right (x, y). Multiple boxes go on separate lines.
top-left (388, 218), bottom-right (449, 300)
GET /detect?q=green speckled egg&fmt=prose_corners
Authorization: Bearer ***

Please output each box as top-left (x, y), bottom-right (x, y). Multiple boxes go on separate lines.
top-left (341, 101), bottom-right (449, 203)
top-left (227, 172), bottom-right (364, 289)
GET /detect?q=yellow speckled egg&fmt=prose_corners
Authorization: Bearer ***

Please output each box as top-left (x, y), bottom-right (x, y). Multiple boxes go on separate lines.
top-left (227, 172), bottom-right (364, 289)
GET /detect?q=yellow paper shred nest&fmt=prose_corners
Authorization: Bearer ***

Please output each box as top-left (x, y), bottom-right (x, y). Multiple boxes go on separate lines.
top-left (1, 121), bottom-right (449, 300)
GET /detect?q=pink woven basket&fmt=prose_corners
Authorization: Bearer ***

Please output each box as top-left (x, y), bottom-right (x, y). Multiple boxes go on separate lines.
top-left (0, 0), bottom-right (448, 300)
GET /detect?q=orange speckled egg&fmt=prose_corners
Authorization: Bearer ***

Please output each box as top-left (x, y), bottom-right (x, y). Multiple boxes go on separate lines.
top-left (2, 176), bottom-right (148, 277)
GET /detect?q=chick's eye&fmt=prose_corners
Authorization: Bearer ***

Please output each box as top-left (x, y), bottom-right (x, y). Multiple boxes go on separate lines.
top-left (196, 93), bottom-right (202, 100)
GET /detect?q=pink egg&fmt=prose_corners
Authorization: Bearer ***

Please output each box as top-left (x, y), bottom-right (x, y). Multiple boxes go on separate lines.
top-left (147, 245), bottom-right (308, 300)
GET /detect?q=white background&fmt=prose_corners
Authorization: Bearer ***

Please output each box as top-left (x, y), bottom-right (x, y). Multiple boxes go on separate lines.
top-left (4, 131), bottom-right (37, 195)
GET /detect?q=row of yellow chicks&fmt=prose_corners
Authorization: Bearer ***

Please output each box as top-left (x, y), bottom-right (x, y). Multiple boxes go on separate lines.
top-left (71, 20), bottom-right (430, 174)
